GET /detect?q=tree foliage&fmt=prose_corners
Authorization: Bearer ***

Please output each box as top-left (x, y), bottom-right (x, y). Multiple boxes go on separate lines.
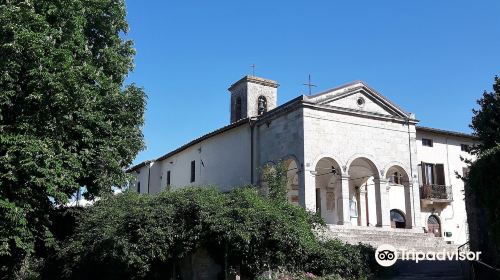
top-left (467, 146), bottom-right (500, 243)
top-left (471, 76), bottom-right (500, 153)
top-left (262, 161), bottom-right (289, 203)
top-left (466, 75), bottom-right (500, 269)
top-left (0, 0), bottom-right (146, 277)
top-left (55, 187), bottom-right (376, 280)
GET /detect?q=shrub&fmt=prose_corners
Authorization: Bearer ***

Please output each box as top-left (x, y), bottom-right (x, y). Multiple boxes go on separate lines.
top-left (305, 239), bottom-right (377, 279)
top-left (54, 187), bottom-right (376, 279)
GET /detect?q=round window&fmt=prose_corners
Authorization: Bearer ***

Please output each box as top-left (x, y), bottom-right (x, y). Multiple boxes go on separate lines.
top-left (357, 97), bottom-right (365, 107)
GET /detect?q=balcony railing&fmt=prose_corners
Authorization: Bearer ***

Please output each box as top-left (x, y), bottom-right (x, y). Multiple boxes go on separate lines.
top-left (420, 184), bottom-right (453, 202)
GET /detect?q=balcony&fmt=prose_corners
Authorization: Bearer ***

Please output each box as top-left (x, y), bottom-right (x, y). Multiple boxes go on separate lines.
top-left (420, 184), bottom-right (453, 203)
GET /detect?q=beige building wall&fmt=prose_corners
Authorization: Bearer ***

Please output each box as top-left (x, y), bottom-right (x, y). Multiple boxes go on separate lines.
top-left (131, 124), bottom-right (252, 193)
top-left (416, 129), bottom-right (476, 245)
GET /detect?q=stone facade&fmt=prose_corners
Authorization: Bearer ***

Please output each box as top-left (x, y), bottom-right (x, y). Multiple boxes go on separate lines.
top-left (229, 76), bottom-right (278, 123)
top-left (128, 76), bottom-right (476, 246)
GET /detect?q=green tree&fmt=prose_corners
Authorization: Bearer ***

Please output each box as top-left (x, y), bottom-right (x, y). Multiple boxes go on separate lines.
top-left (470, 75), bottom-right (500, 153)
top-left (0, 0), bottom-right (146, 277)
top-left (466, 75), bottom-right (500, 273)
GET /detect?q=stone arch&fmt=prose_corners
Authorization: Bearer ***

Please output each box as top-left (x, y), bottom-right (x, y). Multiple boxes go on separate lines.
top-left (314, 157), bottom-right (343, 224)
top-left (311, 154), bottom-right (345, 174)
top-left (427, 214), bottom-right (442, 237)
top-left (346, 154), bottom-right (381, 176)
top-left (282, 155), bottom-right (300, 206)
top-left (282, 154), bottom-right (301, 170)
top-left (385, 165), bottom-right (410, 185)
top-left (347, 157), bottom-right (380, 181)
top-left (390, 209), bottom-right (407, 229)
top-left (257, 95), bottom-right (268, 115)
top-left (347, 156), bottom-right (381, 227)
top-left (385, 164), bottom-right (413, 228)
top-left (383, 161), bottom-right (410, 180)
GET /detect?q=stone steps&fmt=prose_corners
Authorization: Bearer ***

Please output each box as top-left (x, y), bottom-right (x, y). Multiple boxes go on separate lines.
top-left (322, 225), bottom-right (459, 253)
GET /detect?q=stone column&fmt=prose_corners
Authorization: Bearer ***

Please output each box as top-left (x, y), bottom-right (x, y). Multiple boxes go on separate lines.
top-left (374, 178), bottom-right (391, 228)
top-left (358, 184), bottom-right (368, 227)
top-left (411, 177), bottom-right (422, 228)
top-left (300, 168), bottom-right (317, 213)
top-left (404, 183), bottom-right (414, 229)
top-left (337, 175), bottom-right (351, 225)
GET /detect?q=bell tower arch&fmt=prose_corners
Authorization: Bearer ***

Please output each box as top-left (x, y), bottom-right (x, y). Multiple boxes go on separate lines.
top-left (228, 76), bottom-right (278, 123)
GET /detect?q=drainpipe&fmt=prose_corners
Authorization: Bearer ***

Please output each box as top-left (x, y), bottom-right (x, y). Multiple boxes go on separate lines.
top-left (250, 120), bottom-right (255, 184)
top-left (147, 161), bottom-right (153, 194)
top-left (406, 117), bottom-right (417, 228)
top-left (444, 138), bottom-right (455, 221)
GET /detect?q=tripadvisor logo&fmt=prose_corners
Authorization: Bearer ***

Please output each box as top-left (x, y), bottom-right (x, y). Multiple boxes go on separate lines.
top-left (375, 244), bottom-right (482, 267)
top-left (375, 244), bottom-right (398, 267)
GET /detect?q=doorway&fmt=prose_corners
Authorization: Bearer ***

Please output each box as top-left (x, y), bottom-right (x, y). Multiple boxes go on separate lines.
top-left (427, 215), bottom-right (441, 237)
top-left (390, 209), bottom-right (406, 229)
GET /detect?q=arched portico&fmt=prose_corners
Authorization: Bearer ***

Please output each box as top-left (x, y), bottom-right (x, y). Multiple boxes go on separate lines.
top-left (386, 165), bottom-right (413, 228)
top-left (314, 157), bottom-right (342, 224)
top-left (346, 157), bottom-right (392, 228)
top-left (284, 157), bottom-right (300, 206)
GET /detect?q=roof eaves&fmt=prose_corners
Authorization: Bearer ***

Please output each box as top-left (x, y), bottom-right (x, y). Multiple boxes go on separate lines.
top-left (125, 160), bottom-right (153, 173)
top-left (416, 126), bottom-right (478, 140)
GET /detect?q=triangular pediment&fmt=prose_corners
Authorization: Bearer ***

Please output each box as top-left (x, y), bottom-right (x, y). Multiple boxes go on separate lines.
top-left (306, 81), bottom-right (410, 119)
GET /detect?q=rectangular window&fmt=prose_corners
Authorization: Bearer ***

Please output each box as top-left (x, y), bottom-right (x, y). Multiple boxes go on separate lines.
top-left (190, 161), bottom-right (196, 183)
top-left (422, 138), bottom-right (433, 147)
top-left (461, 144), bottom-right (469, 152)
top-left (166, 171), bottom-right (171, 187)
top-left (137, 182), bottom-right (140, 193)
top-left (420, 162), bottom-right (446, 186)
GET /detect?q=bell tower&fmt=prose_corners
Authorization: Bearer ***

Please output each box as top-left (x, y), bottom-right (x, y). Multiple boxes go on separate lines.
top-left (228, 76), bottom-right (279, 123)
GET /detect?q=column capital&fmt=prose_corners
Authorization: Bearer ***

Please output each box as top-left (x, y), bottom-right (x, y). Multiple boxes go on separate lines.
top-left (341, 174), bottom-right (350, 180)
top-left (373, 178), bottom-right (389, 184)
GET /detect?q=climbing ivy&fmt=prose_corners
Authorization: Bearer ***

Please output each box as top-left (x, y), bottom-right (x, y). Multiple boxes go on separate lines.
top-left (54, 187), bottom-right (376, 279)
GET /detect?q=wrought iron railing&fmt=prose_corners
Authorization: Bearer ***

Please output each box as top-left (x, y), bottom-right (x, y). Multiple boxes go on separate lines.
top-left (420, 184), bottom-right (453, 201)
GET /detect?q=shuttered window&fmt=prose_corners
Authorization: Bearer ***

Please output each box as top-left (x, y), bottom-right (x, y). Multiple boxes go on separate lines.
top-left (435, 164), bottom-right (445, 185)
top-left (420, 162), bottom-right (446, 186)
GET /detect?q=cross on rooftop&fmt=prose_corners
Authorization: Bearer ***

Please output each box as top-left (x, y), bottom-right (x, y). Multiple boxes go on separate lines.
top-left (250, 64), bottom-right (256, 76)
top-left (303, 74), bottom-right (317, 95)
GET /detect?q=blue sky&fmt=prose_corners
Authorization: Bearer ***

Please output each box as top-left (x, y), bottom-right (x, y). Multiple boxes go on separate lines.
top-left (124, 0), bottom-right (500, 165)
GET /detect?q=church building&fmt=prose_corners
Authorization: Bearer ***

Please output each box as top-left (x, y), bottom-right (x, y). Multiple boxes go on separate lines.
top-left (128, 76), bottom-right (476, 248)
